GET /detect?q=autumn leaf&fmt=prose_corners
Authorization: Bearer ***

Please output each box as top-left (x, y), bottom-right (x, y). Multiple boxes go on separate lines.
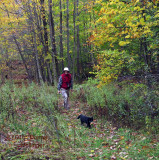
top-left (142, 146), bottom-right (149, 149)
top-left (120, 136), bottom-right (124, 140)
top-left (119, 41), bottom-right (130, 46)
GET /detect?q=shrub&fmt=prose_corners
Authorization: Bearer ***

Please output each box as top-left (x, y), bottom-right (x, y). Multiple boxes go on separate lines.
top-left (75, 78), bottom-right (159, 131)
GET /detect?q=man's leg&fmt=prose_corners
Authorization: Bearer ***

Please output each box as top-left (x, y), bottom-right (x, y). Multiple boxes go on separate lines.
top-left (61, 89), bottom-right (69, 109)
top-left (65, 89), bottom-right (70, 109)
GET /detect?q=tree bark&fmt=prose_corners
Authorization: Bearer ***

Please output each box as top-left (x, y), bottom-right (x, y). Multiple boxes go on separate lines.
top-left (66, 0), bottom-right (72, 70)
top-left (28, 2), bottom-right (43, 84)
top-left (59, 0), bottom-right (64, 71)
top-left (40, 0), bottom-right (48, 55)
top-left (72, 0), bottom-right (76, 81)
top-left (33, 30), bottom-right (43, 84)
top-left (157, 52), bottom-right (159, 74)
top-left (76, 0), bottom-right (80, 75)
top-left (13, 35), bottom-right (32, 81)
top-left (48, 0), bottom-right (58, 85)
top-left (40, 0), bottom-right (53, 84)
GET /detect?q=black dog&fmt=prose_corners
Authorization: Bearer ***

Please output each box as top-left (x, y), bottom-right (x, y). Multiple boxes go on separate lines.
top-left (77, 114), bottom-right (93, 128)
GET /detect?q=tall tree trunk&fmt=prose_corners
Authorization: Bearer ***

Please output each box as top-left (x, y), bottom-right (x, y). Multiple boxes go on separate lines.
top-left (59, 0), bottom-right (64, 71)
top-left (28, 2), bottom-right (43, 84)
top-left (40, 0), bottom-right (53, 84)
top-left (32, 1), bottom-right (51, 84)
top-left (88, 10), bottom-right (96, 66)
top-left (140, 37), bottom-right (152, 88)
top-left (33, 30), bottom-right (43, 84)
top-left (72, 0), bottom-right (76, 81)
top-left (13, 35), bottom-right (32, 81)
top-left (31, 2), bottom-right (44, 83)
top-left (22, 41), bottom-right (34, 79)
top-left (2, 4), bottom-right (14, 87)
top-left (76, 0), bottom-right (80, 74)
top-left (48, 0), bottom-right (58, 85)
top-left (40, 0), bottom-right (48, 54)
top-left (50, 0), bottom-right (59, 77)
top-left (141, 2), bottom-right (152, 87)
top-left (66, 0), bottom-right (72, 70)
top-left (157, 52), bottom-right (159, 74)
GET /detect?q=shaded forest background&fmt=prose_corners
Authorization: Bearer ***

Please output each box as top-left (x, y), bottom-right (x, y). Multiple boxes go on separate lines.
top-left (0, 0), bottom-right (158, 85)
top-left (0, 0), bottom-right (98, 85)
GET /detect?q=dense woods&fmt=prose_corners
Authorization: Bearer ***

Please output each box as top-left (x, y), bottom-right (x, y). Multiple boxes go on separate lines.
top-left (0, 0), bottom-right (159, 84)
top-left (0, 0), bottom-right (96, 84)
top-left (0, 0), bottom-right (159, 159)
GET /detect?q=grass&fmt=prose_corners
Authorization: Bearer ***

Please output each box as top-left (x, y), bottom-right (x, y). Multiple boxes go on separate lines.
top-left (0, 81), bottom-right (159, 159)
top-left (58, 112), bottom-right (158, 159)
top-left (0, 82), bottom-right (62, 159)
top-left (73, 79), bottom-right (159, 132)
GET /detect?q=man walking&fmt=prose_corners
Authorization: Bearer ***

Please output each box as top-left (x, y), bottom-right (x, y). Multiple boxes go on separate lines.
top-left (58, 67), bottom-right (73, 110)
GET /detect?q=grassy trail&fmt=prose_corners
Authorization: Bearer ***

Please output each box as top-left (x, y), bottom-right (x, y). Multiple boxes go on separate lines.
top-left (0, 81), bottom-right (158, 159)
top-left (0, 60), bottom-right (158, 159)
top-left (56, 96), bottom-right (159, 160)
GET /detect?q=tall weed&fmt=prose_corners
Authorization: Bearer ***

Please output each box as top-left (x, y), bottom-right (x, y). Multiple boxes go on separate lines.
top-left (73, 78), bottom-right (159, 131)
top-left (0, 82), bottom-right (59, 137)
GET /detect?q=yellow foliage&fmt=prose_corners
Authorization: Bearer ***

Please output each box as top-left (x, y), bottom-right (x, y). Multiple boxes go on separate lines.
top-left (140, 18), bottom-right (145, 25)
top-left (90, 0), bottom-right (157, 48)
top-left (119, 41), bottom-right (130, 46)
top-left (100, 7), bottom-right (105, 13)
top-left (125, 35), bottom-right (130, 39)
top-left (134, 6), bottom-right (141, 11)
top-left (154, 12), bottom-right (159, 18)
top-left (107, 24), bottom-right (114, 28)
top-left (94, 50), bottom-right (132, 87)
top-left (110, 43), bottom-right (114, 47)
top-left (95, 0), bottom-right (102, 4)
top-left (128, 57), bottom-right (135, 63)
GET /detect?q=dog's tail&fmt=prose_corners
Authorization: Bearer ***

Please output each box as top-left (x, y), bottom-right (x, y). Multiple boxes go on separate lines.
top-left (77, 115), bottom-right (81, 119)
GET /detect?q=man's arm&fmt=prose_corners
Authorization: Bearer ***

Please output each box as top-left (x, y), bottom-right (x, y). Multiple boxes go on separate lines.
top-left (57, 76), bottom-right (62, 91)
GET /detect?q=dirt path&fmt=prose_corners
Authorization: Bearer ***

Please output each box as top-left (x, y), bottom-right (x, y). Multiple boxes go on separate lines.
top-left (57, 97), bottom-right (122, 159)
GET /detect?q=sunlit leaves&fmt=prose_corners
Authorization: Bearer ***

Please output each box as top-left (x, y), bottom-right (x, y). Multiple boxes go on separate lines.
top-left (119, 41), bottom-right (130, 46)
top-left (89, 0), bottom-right (159, 86)
top-left (0, 0), bottom-right (26, 65)
top-left (91, 0), bottom-right (158, 47)
top-left (94, 50), bottom-right (133, 86)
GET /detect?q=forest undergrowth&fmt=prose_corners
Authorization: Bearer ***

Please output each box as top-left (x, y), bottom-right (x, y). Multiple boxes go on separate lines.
top-left (0, 81), bottom-right (158, 160)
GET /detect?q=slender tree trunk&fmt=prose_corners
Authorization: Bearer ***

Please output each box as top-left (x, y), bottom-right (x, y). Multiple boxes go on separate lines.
top-left (40, 0), bottom-right (53, 84)
top-left (33, 30), bottom-right (43, 84)
top-left (141, 2), bottom-right (152, 87)
top-left (72, 0), bottom-right (76, 81)
top-left (59, 0), bottom-right (64, 71)
top-left (66, 0), bottom-right (72, 70)
top-left (5, 50), bottom-right (13, 88)
top-left (13, 35), bottom-right (31, 81)
top-left (50, 0), bottom-right (59, 77)
top-left (22, 41), bottom-right (34, 79)
top-left (140, 37), bottom-right (152, 87)
top-left (82, 7), bottom-right (89, 73)
top-left (32, 1), bottom-right (52, 84)
top-left (35, 14), bottom-right (52, 84)
top-left (28, 2), bottom-right (43, 84)
top-left (2, 4), bottom-right (14, 87)
top-left (88, 10), bottom-right (96, 66)
top-left (48, 0), bottom-right (58, 85)
top-left (40, 0), bottom-right (48, 54)
top-left (76, 0), bottom-right (80, 74)
top-left (157, 52), bottom-right (159, 74)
